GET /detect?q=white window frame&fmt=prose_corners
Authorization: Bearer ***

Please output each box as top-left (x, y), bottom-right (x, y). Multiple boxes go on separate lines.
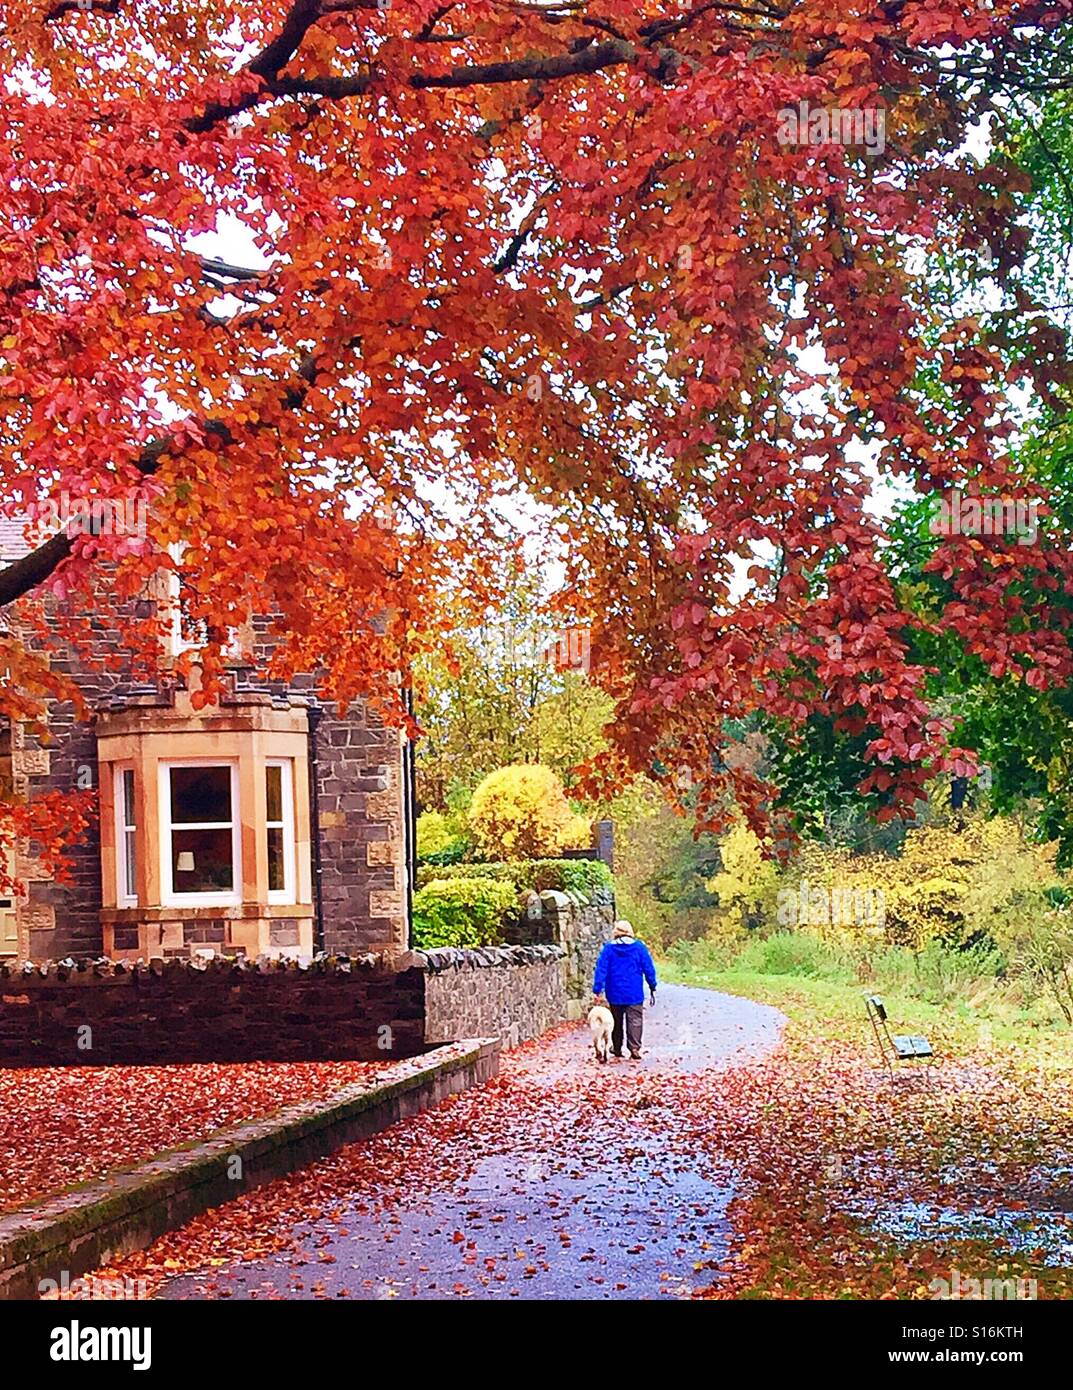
top-left (265, 759), bottom-right (296, 905)
top-left (114, 764), bottom-right (137, 906)
top-left (165, 542), bottom-right (239, 659)
top-left (166, 543), bottom-right (202, 657)
top-left (160, 760), bottom-right (241, 906)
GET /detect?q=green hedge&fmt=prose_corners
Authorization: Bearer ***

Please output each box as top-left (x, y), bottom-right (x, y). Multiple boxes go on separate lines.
top-left (414, 857), bottom-right (613, 901)
top-left (411, 877), bottom-right (519, 950)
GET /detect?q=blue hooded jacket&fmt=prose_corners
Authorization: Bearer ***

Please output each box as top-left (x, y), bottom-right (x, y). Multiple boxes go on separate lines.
top-left (593, 937), bottom-right (657, 1006)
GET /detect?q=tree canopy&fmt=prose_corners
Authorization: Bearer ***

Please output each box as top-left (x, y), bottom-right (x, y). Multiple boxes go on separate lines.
top-left (3, 0), bottom-right (1073, 869)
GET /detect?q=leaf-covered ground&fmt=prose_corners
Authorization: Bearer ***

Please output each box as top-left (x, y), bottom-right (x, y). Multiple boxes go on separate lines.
top-left (74, 984), bottom-right (1073, 1299)
top-left (0, 1060), bottom-right (393, 1214)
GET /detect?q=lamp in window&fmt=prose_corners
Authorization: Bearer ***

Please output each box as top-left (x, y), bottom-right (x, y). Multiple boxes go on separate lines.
top-left (176, 851), bottom-right (195, 872)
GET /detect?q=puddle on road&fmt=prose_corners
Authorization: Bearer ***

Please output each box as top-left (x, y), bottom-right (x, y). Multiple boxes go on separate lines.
top-left (865, 1198), bottom-right (1073, 1263)
top-left (853, 1175), bottom-right (1073, 1266)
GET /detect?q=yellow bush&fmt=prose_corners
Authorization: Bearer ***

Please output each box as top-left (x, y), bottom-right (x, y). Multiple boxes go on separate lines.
top-left (780, 815), bottom-right (1064, 951)
top-left (468, 764), bottom-right (590, 861)
top-left (417, 810), bottom-right (454, 860)
top-left (709, 821), bottom-right (780, 931)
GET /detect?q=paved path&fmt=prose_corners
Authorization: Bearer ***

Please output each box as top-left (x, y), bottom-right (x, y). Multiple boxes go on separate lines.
top-left (160, 985), bottom-right (784, 1301)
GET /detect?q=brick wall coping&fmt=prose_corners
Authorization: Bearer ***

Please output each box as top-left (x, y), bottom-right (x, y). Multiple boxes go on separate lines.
top-left (0, 951), bottom-right (401, 984)
top-left (417, 943), bottom-right (567, 974)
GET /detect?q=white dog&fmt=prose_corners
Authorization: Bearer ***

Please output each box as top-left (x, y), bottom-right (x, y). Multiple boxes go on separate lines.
top-left (588, 1003), bottom-right (614, 1063)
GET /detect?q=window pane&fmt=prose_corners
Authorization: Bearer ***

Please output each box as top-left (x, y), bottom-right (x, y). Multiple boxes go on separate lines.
top-left (171, 827), bottom-right (233, 892)
top-left (267, 826), bottom-right (285, 893)
top-left (266, 764), bottom-right (283, 823)
top-left (178, 605), bottom-right (208, 649)
top-left (170, 766), bottom-right (231, 824)
top-left (124, 828), bottom-right (136, 899)
top-left (122, 769), bottom-right (135, 829)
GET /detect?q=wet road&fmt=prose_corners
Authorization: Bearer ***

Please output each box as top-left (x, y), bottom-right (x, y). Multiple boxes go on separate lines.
top-left (159, 985), bottom-right (784, 1300)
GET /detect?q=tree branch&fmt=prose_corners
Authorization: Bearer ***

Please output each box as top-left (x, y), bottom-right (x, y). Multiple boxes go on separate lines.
top-left (194, 254), bottom-right (269, 284)
top-left (0, 529), bottom-right (73, 607)
top-left (245, 0), bottom-right (386, 83)
top-left (244, 0), bottom-right (326, 81)
top-left (0, 335), bottom-right (361, 608)
top-left (188, 38), bottom-right (638, 131)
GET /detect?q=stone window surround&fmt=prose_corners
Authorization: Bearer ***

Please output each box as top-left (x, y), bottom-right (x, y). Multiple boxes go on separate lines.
top-left (97, 692), bottom-right (314, 956)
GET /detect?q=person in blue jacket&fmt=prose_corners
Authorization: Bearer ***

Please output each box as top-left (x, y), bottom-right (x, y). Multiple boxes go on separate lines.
top-left (592, 919), bottom-right (657, 1060)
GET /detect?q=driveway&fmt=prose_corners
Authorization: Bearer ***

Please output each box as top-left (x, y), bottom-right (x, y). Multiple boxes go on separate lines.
top-left (154, 984), bottom-right (784, 1300)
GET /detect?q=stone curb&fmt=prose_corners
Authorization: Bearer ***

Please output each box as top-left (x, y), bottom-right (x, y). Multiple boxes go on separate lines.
top-left (0, 1038), bottom-right (500, 1300)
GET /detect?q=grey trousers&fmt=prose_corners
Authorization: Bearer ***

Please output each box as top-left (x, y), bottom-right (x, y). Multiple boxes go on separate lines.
top-left (610, 1003), bottom-right (643, 1056)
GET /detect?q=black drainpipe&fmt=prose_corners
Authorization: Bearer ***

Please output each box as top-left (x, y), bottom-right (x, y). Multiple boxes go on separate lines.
top-left (402, 687), bottom-right (417, 949)
top-left (307, 704), bottom-right (325, 953)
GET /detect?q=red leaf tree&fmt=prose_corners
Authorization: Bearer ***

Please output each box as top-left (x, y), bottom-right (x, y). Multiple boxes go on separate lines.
top-left (2, 0), bottom-right (1072, 875)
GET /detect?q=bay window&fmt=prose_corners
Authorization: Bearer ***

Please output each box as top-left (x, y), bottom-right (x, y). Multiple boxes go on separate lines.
top-left (97, 697), bottom-right (314, 958)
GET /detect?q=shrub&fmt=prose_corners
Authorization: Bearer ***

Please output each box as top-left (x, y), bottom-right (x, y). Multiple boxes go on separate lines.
top-left (999, 909), bottom-right (1073, 1024)
top-left (416, 809), bottom-right (471, 865)
top-left (414, 856), bottom-right (613, 901)
top-left (417, 810), bottom-right (453, 859)
top-left (468, 763), bottom-right (590, 860)
top-left (778, 816), bottom-right (1066, 952)
top-left (709, 821), bottom-right (779, 931)
top-left (411, 877), bottom-right (519, 949)
top-left (422, 839), bottom-right (470, 866)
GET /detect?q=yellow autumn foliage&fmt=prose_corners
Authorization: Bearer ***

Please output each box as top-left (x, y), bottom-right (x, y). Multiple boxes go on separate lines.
top-left (785, 816), bottom-right (1065, 951)
top-left (468, 763), bottom-right (590, 861)
top-left (709, 821), bottom-right (780, 932)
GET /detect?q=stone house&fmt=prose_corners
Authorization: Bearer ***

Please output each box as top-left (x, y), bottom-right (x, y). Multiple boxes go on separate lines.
top-left (0, 518), bottom-right (416, 965)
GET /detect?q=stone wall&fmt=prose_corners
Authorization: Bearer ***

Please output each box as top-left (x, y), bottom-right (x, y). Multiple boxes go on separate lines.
top-left (13, 598), bottom-right (139, 961)
top-left (507, 894), bottom-right (614, 1017)
top-left (0, 956), bottom-right (425, 1067)
top-left (420, 895), bottom-right (614, 1048)
top-left (0, 893), bottom-right (613, 1067)
top-left (421, 944), bottom-right (569, 1048)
